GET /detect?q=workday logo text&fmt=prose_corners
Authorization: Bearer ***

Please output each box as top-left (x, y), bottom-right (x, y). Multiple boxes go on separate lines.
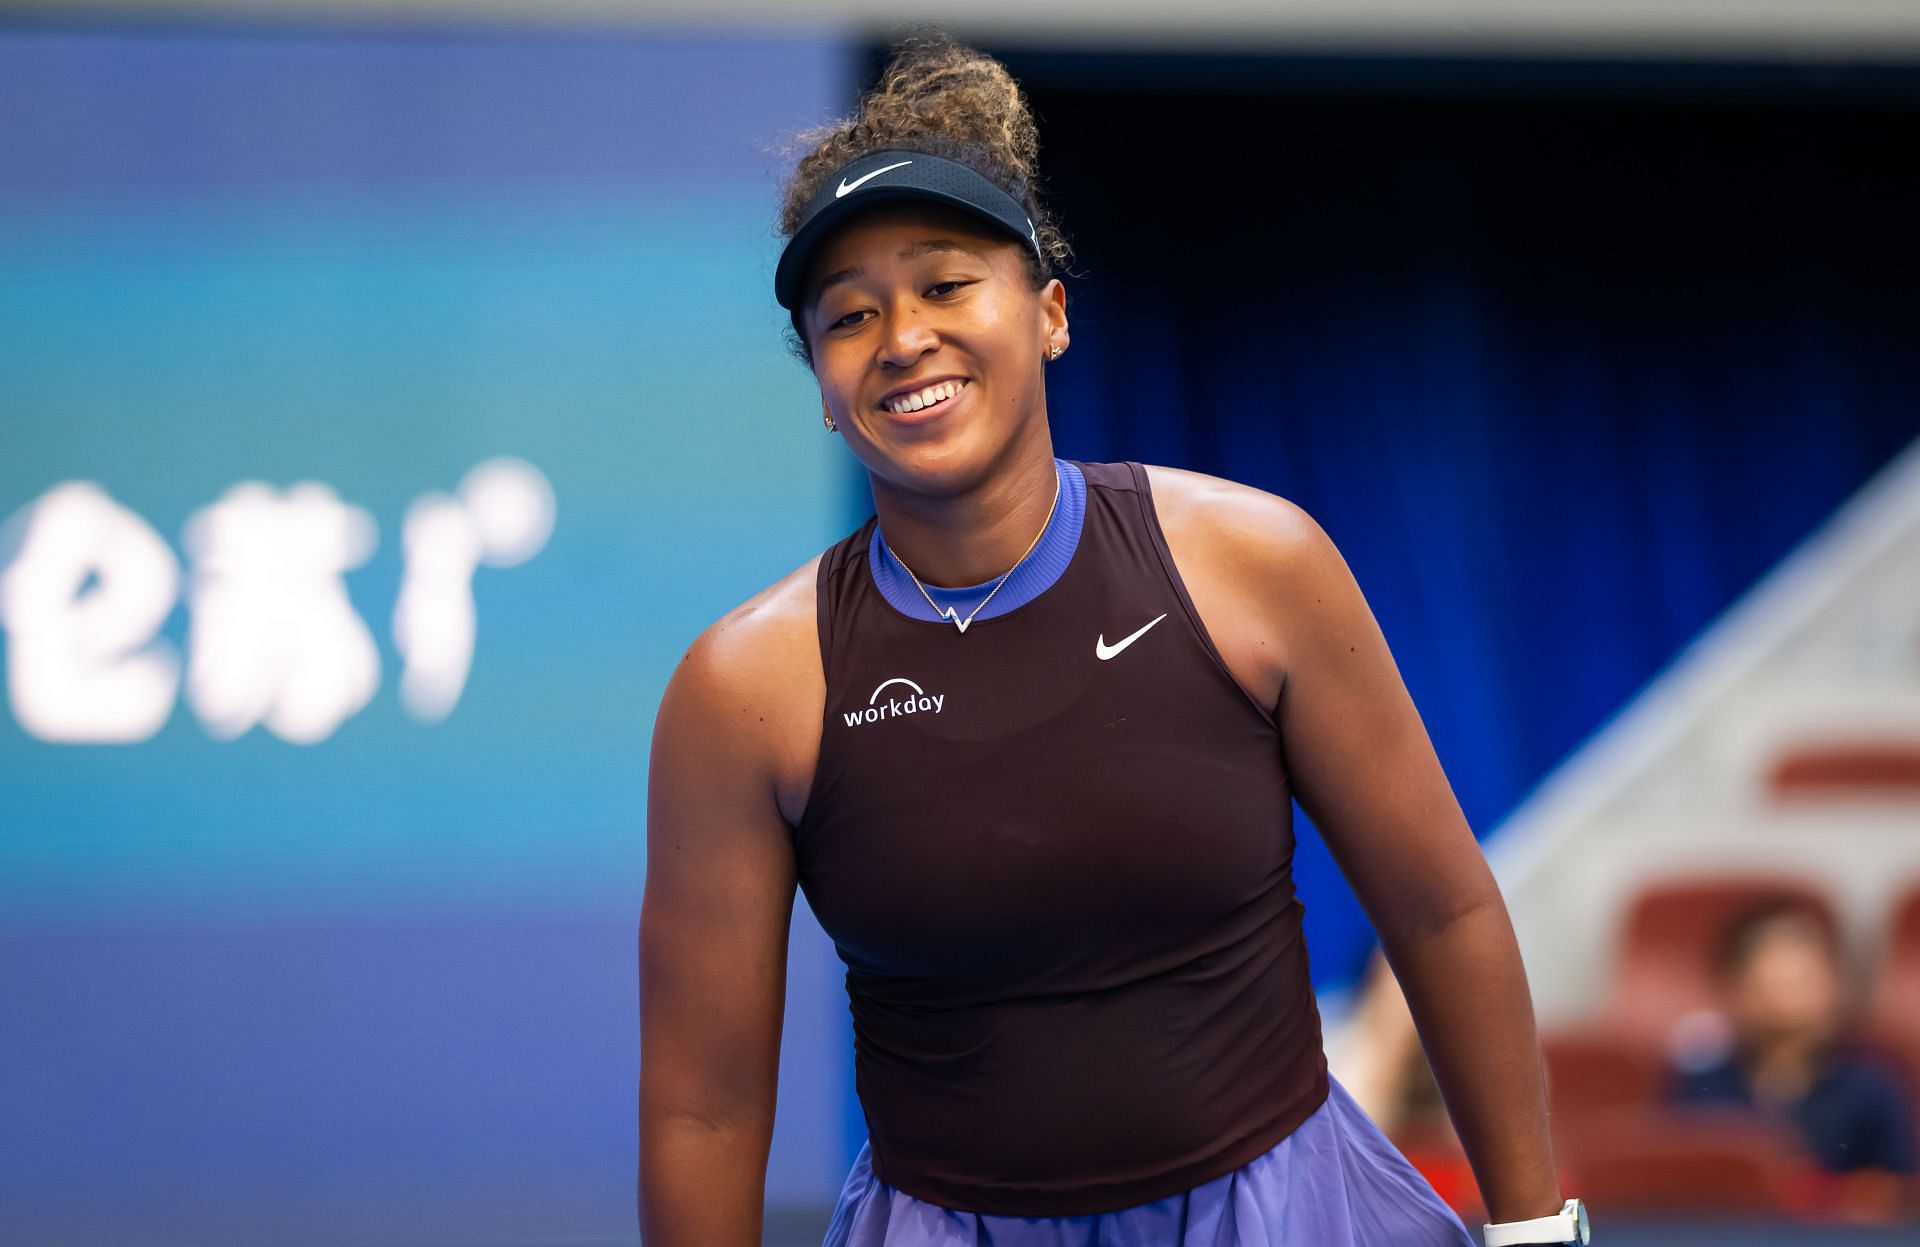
top-left (845, 676), bottom-right (944, 727)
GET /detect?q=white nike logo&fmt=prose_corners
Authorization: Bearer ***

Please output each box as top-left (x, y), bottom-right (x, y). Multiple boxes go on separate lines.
top-left (1095, 612), bottom-right (1167, 661)
top-left (836, 160), bottom-right (913, 198)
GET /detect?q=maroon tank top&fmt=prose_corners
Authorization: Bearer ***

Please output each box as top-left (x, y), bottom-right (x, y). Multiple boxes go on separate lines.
top-left (795, 459), bottom-right (1329, 1216)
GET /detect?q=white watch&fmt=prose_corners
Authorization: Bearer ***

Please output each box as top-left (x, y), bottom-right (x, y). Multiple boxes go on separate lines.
top-left (1483, 1197), bottom-right (1590, 1246)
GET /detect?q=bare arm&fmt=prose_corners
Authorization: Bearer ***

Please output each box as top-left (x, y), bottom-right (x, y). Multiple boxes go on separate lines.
top-left (638, 592), bottom-right (814, 1246)
top-left (1152, 466), bottom-right (1560, 1219)
top-left (1231, 491), bottom-right (1561, 1223)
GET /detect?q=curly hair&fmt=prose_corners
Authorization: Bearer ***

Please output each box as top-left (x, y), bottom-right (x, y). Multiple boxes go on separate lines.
top-left (775, 32), bottom-right (1072, 365)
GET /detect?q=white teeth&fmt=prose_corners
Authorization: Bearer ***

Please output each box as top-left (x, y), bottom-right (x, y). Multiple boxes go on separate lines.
top-left (885, 380), bottom-right (966, 414)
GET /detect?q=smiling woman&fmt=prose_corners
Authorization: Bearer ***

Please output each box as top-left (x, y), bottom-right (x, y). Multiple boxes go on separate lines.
top-left (638, 31), bottom-right (1583, 1247)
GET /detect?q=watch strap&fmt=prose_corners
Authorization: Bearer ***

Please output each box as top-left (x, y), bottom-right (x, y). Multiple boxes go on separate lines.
top-left (1483, 1199), bottom-right (1579, 1246)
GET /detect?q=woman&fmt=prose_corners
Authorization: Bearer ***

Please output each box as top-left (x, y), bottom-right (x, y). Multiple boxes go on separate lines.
top-left (639, 34), bottom-right (1588, 1247)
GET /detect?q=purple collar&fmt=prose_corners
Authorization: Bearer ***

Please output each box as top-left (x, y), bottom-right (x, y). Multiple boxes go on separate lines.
top-left (866, 459), bottom-right (1086, 627)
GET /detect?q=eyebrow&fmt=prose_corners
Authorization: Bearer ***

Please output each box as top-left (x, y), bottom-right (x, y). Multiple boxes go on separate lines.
top-left (810, 239), bottom-right (987, 304)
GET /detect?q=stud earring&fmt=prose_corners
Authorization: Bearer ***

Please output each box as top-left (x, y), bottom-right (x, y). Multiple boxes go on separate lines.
top-left (1048, 343), bottom-right (1063, 361)
top-left (822, 408), bottom-right (837, 432)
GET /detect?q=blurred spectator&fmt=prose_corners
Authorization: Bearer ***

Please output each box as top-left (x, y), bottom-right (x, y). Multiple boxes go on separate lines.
top-left (1666, 898), bottom-right (1917, 1177)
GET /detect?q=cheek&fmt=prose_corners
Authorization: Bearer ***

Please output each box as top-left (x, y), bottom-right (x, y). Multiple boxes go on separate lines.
top-left (958, 304), bottom-right (1041, 371)
top-left (974, 290), bottom-right (1036, 337)
top-left (815, 361), bottom-right (860, 410)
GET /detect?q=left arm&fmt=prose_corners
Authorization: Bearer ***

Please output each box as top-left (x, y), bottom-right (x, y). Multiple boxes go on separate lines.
top-left (1191, 480), bottom-right (1562, 1224)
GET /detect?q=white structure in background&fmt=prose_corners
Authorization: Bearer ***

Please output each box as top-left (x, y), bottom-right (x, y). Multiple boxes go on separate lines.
top-left (393, 457), bottom-right (555, 722)
top-left (1490, 435), bottom-right (1920, 1024)
top-left (0, 460), bottom-right (552, 745)
top-left (0, 482), bottom-right (182, 743)
top-left (181, 481), bottom-right (381, 745)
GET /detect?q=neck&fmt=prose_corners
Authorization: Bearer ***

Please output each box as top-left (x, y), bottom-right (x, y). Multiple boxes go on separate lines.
top-left (869, 435), bottom-right (1060, 588)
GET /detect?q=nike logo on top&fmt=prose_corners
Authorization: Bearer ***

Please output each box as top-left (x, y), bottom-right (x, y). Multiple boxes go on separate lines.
top-left (836, 160), bottom-right (913, 198)
top-left (1096, 613), bottom-right (1167, 661)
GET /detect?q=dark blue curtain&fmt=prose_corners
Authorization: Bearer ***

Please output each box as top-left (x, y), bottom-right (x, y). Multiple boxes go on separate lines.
top-left (969, 54), bottom-right (1920, 990)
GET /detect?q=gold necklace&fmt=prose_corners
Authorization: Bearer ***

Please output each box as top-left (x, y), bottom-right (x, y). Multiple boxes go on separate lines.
top-left (885, 466), bottom-right (1061, 634)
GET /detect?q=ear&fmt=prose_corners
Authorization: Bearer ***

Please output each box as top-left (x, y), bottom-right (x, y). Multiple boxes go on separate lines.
top-left (1041, 278), bottom-right (1070, 356)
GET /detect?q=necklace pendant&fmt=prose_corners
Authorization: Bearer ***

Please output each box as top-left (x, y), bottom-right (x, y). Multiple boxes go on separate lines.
top-left (887, 463), bottom-right (1061, 638)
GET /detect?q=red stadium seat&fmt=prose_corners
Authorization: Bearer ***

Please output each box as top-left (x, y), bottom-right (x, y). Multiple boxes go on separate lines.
top-left (1560, 1107), bottom-right (1803, 1214)
top-left (1767, 740), bottom-right (1920, 800)
top-left (1870, 883), bottom-right (1920, 1033)
top-left (1540, 1029), bottom-right (1666, 1127)
top-left (1608, 876), bottom-right (1839, 1049)
top-left (1865, 882), bottom-right (1920, 1115)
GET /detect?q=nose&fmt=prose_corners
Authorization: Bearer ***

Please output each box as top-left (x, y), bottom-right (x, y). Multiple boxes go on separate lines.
top-left (876, 308), bottom-right (938, 369)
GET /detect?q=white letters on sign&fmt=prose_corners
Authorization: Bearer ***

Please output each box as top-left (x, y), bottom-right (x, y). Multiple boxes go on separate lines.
top-left (181, 481), bottom-right (381, 745)
top-left (0, 457), bottom-right (553, 745)
top-left (394, 458), bottom-right (555, 723)
top-left (0, 482), bottom-right (182, 743)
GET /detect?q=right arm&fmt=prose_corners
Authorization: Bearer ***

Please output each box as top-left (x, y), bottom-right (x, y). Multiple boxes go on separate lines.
top-left (638, 569), bottom-right (821, 1245)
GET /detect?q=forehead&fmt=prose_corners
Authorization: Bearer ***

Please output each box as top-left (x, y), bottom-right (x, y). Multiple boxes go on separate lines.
top-left (806, 201), bottom-right (1022, 292)
top-left (1736, 913), bottom-right (1839, 968)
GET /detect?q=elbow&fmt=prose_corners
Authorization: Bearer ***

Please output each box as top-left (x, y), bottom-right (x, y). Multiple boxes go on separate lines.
top-left (1373, 881), bottom-right (1507, 953)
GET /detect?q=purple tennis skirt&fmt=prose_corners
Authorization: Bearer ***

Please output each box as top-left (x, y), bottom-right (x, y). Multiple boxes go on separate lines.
top-left (820, 1074), bottom-right (1475, 1247)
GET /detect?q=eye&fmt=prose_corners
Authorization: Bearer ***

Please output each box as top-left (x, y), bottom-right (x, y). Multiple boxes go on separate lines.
top-left (926, 280), bottom-right (970, 297)
top-left (829, 309), bottom-right (870, 331)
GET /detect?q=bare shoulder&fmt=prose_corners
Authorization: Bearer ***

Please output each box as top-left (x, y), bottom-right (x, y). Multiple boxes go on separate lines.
top-left (656, 554), bottom-right (825, 825)
top-left (1139, 463), bottom-right (1335, 580)
top-left (1135, 465), bottom-right (1357, 712)
top-left (674, 554), bottom-right (822, 699)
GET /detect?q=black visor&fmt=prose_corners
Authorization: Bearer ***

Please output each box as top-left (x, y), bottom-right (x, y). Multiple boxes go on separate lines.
top-left (774, 148), bottom-right (1042, 312)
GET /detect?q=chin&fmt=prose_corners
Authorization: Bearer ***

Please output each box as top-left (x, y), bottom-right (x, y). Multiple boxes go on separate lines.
top-left (856, 428), bottom-right (1004, 498)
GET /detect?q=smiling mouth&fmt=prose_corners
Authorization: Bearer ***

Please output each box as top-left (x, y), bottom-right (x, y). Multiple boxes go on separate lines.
top-left (880, 378), bottom-right (969, 415)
